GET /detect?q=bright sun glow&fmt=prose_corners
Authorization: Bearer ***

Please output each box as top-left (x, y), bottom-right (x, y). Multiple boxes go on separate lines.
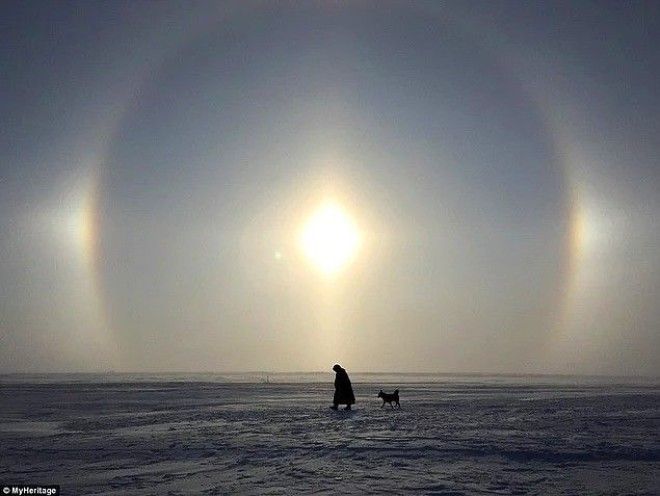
top-left (300, 202), bottom-right (360, 275)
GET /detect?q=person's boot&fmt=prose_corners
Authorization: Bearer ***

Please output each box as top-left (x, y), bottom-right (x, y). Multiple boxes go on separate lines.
top-left (344, 404), bottom-right (351, 411)
top-left (330, 404), bottom-right (338, 410)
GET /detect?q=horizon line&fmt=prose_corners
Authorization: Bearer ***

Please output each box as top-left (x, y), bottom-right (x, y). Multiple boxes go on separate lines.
top-left (1, 370), bottom-right (658, 379)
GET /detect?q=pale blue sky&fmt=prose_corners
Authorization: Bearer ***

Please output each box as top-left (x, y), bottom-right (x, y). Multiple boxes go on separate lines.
top-left (1, 1), bottom-right (658, 375)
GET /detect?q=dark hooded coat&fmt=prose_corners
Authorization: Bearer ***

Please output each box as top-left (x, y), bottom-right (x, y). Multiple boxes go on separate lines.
top-left (333, 366), bottom-right (355, 405)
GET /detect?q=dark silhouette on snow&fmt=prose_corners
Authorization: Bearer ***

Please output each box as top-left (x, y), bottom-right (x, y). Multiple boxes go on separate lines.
top-left (330, 364), bottom-right (355, 410)
top-left (377, 389), bottom-right (400, 408)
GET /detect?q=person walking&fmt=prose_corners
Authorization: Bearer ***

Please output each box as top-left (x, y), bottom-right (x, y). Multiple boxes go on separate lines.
top-left (330, 364), bottom-right (355, 410)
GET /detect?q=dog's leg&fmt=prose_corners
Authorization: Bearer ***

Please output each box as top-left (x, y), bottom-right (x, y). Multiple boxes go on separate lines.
top-left (390, 402), bottom-right (394, 409)
top-left (381, 401), bottom-right (385, 408)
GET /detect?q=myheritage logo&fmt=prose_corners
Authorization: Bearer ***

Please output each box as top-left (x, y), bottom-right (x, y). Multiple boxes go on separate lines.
top-left (0, 486), bottom-right (59, 496)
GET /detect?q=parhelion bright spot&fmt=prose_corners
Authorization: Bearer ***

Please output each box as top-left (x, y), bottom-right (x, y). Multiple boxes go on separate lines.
top-left (300, 202), bottom-right (360, 275)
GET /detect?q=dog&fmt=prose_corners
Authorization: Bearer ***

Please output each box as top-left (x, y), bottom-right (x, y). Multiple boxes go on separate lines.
top-left (377, 389), bottom-right (400, 408)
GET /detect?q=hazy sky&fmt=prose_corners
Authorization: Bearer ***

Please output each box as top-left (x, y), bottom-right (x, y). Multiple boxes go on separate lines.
top-left (1, 1), bottom-right (658, 375)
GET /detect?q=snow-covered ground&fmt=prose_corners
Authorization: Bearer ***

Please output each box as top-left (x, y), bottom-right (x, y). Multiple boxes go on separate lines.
top-left (1, 374), bottom-right (658, 495)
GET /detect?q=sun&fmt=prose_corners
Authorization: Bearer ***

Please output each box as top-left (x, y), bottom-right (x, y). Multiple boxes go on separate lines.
top-left (300, 202), bottom-right (360, 275)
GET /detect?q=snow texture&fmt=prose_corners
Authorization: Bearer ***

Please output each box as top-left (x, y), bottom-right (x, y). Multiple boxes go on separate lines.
top-left (1, 374), bottom-right (658, 495)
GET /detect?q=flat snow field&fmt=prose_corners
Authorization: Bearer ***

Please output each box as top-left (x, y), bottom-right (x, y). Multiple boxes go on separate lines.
top-left (1, 375), bottom-right (658, 495)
